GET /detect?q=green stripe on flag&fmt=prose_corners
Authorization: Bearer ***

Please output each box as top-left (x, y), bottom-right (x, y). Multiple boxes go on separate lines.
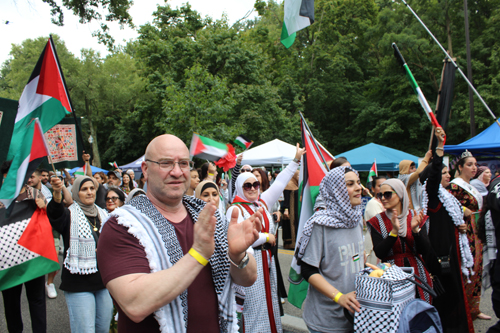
top-left (281, 23), bottom-right (296, 49)
top-left (199, 135), bottom-right (228, 152)
top-left (403, 64), bottom-right (419, 94)
top-left (0, 256), bottom-right (60, 291)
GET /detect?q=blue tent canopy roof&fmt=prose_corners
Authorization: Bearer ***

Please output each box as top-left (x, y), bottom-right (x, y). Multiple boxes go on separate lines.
top-left (68, 165), bottom-right (108, 175)
top-left (335, 143), bottom-right (419, 171)
top-left (444, 122), bottom-right (500, 155)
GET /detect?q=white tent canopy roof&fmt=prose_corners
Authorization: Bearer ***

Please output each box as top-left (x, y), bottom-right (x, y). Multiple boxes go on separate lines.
top-left (239, 139), bottom-right (296, 166)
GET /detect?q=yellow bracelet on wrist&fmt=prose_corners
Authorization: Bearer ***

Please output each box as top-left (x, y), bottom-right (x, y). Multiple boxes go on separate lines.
top-left (333, 292), bottom-right (343, 303)
top-left (266, 233), bottom-right (270, 243)
top-left (188, 248), bottom-right (208, 266)
top-left (389, 231), bottom-right (398, 237)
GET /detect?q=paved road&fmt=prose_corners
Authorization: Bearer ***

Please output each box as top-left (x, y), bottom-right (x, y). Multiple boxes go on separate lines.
top-left (1, 245), bottom-right (499, 332)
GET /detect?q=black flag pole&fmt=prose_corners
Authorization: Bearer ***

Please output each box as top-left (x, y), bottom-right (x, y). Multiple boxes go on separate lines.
top-left (400, 0), bottom-right (500, 127)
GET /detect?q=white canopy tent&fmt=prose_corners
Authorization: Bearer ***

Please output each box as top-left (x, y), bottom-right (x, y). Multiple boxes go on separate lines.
top-left (238, 139), bottom-right (296, 167)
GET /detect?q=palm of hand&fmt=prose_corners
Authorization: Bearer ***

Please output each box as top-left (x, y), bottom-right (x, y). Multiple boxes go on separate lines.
top-left (228, 218), bottom-right (258, 256)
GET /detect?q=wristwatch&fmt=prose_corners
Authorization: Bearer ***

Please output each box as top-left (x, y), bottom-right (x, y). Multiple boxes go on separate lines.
top-left (228, 251), bottom-right (249, 269)
top-left (293, 157), bottom-right (301, 164)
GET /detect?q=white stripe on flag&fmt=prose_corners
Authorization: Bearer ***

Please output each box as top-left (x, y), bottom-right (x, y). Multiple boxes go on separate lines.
top-left (16, 77), bottom-right (52, 123)
top-left (0, 155), bottom-right (30, 208)
top-left (284, 0), bottom-right (311, 36)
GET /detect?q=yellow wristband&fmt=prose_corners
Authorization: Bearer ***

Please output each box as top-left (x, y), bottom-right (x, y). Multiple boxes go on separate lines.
top-left (462, 206), bottom-right (466, 213)
top-left (188, 248), bottom-right (208, 266)
top-left (266, 233), bottom-right (270, 243)
top-left (389, 231), bottom-right (398, 238)
top-left (333, 292), bottom-right (343, 303)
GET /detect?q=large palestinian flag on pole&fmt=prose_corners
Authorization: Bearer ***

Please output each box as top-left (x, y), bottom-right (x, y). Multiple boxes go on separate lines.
top-left (0, 200), bottom-right (60, 291)
top-left (0, 119), bottom-right (50, 210)
top-left (281, 0), bottom-right (315, 48)
top-left (288, 117), bottom-right (330, 308)
top-left (189, 133), bottom-right (229, 161)
top-left (7, 36), bottom-right (72, 161)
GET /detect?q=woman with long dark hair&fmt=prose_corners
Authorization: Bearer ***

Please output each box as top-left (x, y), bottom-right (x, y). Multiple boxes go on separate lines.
top-left (120, 173), bottom-right (135, 195)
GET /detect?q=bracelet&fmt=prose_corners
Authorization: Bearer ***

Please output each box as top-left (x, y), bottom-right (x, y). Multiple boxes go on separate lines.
top-left (436, 147), bottom-right (444, 151)
top-left (389, 231), bottom-right (398, 237)
top-left (266, 233), bottom-right (270, 243)
top-left (333, 292), bottom-right (343, 303)
top-left (188, 248), bottom-right (208, 266)
top-left (462, 206), bottom-right (466, 213)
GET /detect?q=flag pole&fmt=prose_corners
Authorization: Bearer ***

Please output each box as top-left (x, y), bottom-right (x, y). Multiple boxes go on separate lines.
top-left (399, 0), bottom-right (500, 127)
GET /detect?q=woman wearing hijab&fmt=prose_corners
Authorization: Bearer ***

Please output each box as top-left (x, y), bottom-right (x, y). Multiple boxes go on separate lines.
top-left (47, 176), bottom-right (113, 333)
top-left (398, 151), bottom-right (432, 212)
top-left (367, 178), bottom-right (434, 303)
top-left (124, 188), bottom-right (146, 204)
top-left (296, 166), bottom-right (363, 333)
top-left (419, 128), bottom-right (474, 332)
top-left (195, 180), bottom-right (221, 206)
top-left (226, 144), bottom-right (305, 333)
top-left (448, 150), bottom-right (490, 320)
top-left (471, 166), bottom-right (492, 197)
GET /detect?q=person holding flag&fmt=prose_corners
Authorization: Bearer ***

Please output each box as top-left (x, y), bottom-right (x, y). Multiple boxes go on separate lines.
top-left (227, 144), bottom-right (305, 333)
top-left (295, 166), bottom-right (363, 332)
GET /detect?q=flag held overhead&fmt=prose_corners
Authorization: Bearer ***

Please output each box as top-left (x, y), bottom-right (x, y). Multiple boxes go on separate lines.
top-left (189, 133), bottom-right (229, 161)
top-left (234, 135), bottom-right (253, 150)
top-left (281, 0), bottom-right (315, 48)
top-left (392, 43), bottom-right (441, 129)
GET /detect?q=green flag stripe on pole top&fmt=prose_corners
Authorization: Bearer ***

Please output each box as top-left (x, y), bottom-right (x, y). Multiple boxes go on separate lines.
top-left (403, 65), bottom-right (419, 93)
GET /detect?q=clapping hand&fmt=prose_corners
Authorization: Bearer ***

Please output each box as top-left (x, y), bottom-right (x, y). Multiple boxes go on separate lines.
top-left (227, 208), bottom-right (262, 262)
top-left (411, 210), bottom-right (425, 233)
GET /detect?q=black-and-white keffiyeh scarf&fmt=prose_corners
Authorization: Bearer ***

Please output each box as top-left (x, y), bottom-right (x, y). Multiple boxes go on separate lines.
top-left (110, 195), bottom-right (237, 333)
top-left (483, 210), bottom-right (497, 289)
top-left (398, 173), bottom-right (423, 212)
top-left (296, 166), bottom-right (362, 260)
top-left (421, 182), bottom-right (474, 281)
top-left (64, 203), bottom-right (108, 274)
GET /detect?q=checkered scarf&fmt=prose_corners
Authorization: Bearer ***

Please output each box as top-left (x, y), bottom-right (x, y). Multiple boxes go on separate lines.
top-left (297, 167), bottom-right (362, 260)
top-left (64, 203), bottom-right (108, 274)
top-left (111, 195), bottom-right (237, 333)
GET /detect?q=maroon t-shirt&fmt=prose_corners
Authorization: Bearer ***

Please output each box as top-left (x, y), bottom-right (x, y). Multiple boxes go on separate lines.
top-left (97, 213), bottom-right (220, 332)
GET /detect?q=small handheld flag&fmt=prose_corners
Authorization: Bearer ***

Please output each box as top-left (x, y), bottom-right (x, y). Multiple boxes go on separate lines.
top-left (189, 133), bottom-right (229, 161)
top-left (234, 135), bottom-right (253, 150)
top-left (281, 0), bottom-right (315, 48)
top-left (367, 160), bottom-right (377, 183)
top-left (108, 161), bottom-right (118, 169)
top-left (392, 43), bottom-right (441, 129)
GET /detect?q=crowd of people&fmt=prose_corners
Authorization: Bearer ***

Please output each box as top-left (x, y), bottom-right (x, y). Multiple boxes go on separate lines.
top-left (2, 128), bottom-right (500, 333)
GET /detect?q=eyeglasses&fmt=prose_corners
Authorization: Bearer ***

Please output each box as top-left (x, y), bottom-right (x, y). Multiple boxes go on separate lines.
top-left (106, 196), bottom-right (119, 202)
top-left (376, 191), bottom-right (397, 200)
top-left (146, 159), bottom-right (194, 171)
top-left (241, 168), bottom-right (252, 173)
top-left (243, 181), bottom-right (260, 191)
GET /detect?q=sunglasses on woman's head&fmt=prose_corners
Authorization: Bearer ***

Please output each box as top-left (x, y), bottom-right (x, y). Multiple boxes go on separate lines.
top-left (241, 168), bottom-right (252, 173)
top-left (376, 191), bottom-right (396, 200)
top-left (242, 181), bottom-right (260, 191)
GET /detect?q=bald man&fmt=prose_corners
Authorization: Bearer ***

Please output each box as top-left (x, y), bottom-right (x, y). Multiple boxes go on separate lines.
top-left (97, 134), bottom-right (261, 332)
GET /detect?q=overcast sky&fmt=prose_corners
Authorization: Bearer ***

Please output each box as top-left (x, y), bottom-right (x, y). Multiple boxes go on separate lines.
top-left (1, 0), bottom-right (259, 65)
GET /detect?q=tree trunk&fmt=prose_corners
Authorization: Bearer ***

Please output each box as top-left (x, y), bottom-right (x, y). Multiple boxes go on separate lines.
top-left (84, 97), bottom-right (102, 168)
top-left (446, 8), bottom-right (453, 57)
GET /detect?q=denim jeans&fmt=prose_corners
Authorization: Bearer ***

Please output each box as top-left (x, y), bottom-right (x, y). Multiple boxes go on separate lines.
top-left (64, 289), bottom-right (113, 333)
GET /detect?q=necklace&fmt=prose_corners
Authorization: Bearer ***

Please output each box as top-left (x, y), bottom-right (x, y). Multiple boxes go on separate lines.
top-left (88, 216), bottom-right (99, 232)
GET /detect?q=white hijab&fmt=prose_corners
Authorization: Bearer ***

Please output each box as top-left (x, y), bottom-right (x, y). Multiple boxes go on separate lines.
top-left (383, 179), bottom-right (410, 237)
top-left (234, 172), bottom-right (259, 203)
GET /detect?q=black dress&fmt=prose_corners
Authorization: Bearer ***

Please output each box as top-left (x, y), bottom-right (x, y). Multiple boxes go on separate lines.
top-left (424, 153), bottom-right (474, 333)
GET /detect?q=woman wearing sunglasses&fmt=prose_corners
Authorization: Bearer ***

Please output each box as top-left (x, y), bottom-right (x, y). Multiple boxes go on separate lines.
top-left (367, 178), bottom-right (434, 303)
top-left (226, 144), bottom-right (305, 333)
top-left (105, 187), bottom-right (125, 213)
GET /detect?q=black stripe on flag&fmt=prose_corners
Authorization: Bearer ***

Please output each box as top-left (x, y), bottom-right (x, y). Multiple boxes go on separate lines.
top-left (1, 200), bottom-right (37, 227)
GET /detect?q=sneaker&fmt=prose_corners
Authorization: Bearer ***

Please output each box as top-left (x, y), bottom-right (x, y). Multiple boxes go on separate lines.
top-left (46, 283), bottom-right (57, 299)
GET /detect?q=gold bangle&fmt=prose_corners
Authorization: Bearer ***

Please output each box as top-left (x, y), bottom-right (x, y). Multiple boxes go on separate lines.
top-left (188, 248), bottom-right (208, 266)
top-left (333, 292), bottom-right (343, 303)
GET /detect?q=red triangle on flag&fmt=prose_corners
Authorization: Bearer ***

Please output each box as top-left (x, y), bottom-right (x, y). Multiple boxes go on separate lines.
top-left (36, 40), bottom-right (72, 114)
top-left (17, 208), bottom-right (59, 263)
top-left (192, 135), bottom-right (206, 156)
top-left (29, 120), bottom-right (49, 162)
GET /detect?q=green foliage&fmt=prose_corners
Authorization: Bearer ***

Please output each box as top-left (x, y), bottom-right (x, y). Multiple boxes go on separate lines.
top-left (2, 0), bottom-right (500, 168)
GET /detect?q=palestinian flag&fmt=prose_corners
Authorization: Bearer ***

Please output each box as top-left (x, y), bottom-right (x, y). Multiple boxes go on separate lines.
top-left (288, 117), bottom-right (330, 309)
top-left (74, 164), bottom-right (87, 177)
top-left (367, 161), bottom-right (377, 183)
top-left (0, 200), bottom-right (60, 291)
top-left (234, 135), bottom-right (253, 150)
top-left (189, 133), bottom-right (229, 161)
top-left (108, 161), bottom-right (118, 169)
top-left (0, 119), bottom-right (50, 209)
top-left (281, 0), bottom-right (315, 49)
top-left (7, 36), bottom-right (72, 161)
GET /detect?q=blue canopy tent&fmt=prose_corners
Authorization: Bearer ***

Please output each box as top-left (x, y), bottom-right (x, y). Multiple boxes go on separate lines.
top-left (119, 155), bottom-right (145, 173)
top-left (335, 143), bottom-right (419, 171)
top-left (68, 165), bottom-right (108, 175)
top-left (444, 122), bottom-right (500, 156)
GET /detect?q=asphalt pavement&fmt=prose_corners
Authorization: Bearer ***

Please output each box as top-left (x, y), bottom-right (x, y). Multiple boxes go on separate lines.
top-left (1, 238), bottom-right (499, 332)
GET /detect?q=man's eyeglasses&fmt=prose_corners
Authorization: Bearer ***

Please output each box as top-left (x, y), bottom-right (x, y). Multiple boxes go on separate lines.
top-left (241, 168), bottom-right (252, 173)
top-left (243, 181), bottom-right (260, 191)
top-left (146, 159), bottom-right (194, 171)
top-left (376, 191), bottom-right (397, 201)
top-left (106, 196), bottom-right (119, 202)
